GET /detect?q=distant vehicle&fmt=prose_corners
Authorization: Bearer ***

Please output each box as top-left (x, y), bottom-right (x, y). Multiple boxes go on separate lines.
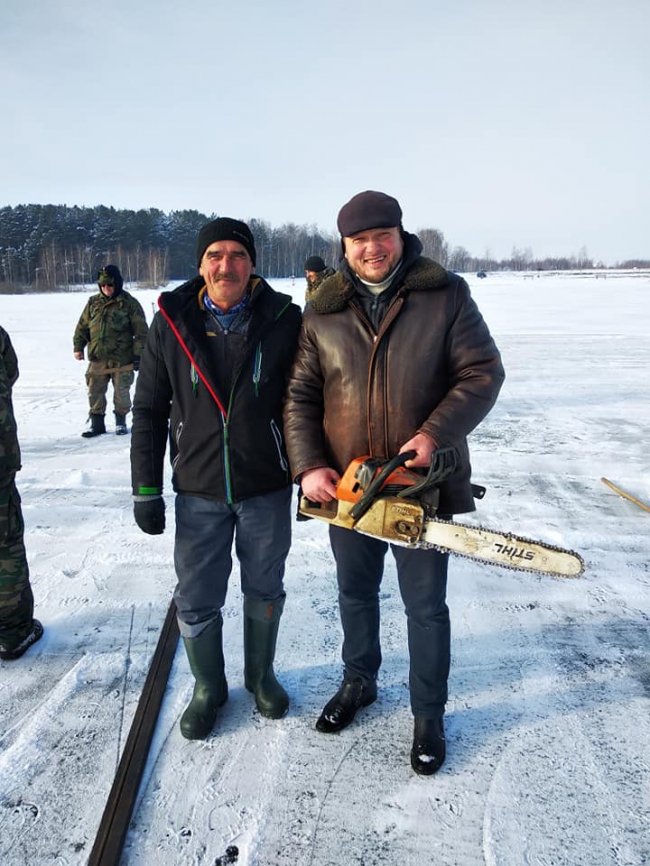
top-left (476, 270), bottom-right (487, 279)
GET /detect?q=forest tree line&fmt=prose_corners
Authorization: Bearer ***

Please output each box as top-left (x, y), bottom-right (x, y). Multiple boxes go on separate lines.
top-left (0, 204), bottom-right (647, 293)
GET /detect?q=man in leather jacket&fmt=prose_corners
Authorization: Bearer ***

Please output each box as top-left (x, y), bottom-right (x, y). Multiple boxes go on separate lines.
top-left (284, 191), bottom-right (505, 774)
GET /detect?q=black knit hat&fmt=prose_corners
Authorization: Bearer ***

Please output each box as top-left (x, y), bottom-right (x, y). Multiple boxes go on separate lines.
top-left (196, 218), bottom-right (257, 267)
top-left (337, 190), bottom-right (403, 237)
top-left (97, 264), bottom-right (123, 291)
top-left (304, 255), bottom-right (327, 272)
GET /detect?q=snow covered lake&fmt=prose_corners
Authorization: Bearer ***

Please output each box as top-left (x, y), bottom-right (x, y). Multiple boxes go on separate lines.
top-left (1, 270), bottom-right (649, 866)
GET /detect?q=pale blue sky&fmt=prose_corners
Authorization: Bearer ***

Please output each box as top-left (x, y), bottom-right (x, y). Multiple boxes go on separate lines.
top-left (1, 0), bottom-right (648, 263)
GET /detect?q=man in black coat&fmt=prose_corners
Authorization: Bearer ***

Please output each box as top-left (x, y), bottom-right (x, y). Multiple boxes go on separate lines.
top-left (131, 218), bottom-right (302, 740)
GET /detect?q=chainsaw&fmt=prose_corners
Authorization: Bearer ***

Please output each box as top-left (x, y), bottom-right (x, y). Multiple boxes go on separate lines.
top-left (299, 448), bottom-right (585, 578)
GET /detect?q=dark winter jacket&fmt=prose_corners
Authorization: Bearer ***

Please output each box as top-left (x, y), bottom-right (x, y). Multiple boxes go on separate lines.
top-left (130, 275), bottom-right (302, 503)
top-left (0, 326), bottom-right (20, 484)
top-left (283, 236), bottom-right (505, 514)
top-left (73, 288), bottom-right (149, 368)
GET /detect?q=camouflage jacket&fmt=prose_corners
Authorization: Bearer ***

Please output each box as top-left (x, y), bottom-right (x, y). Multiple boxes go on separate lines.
top-left (305, 267), bottom-right (336, 304)
top-left (0, 325), bottom-right (20, 483)
top-left (73, 289), bottom-right (149, 368)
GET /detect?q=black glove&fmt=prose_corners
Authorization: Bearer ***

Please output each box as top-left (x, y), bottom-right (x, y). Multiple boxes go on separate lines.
top-left (133, 356), bottom-right (141, 372)
top-left (134, 496), bottom-right (165, 534)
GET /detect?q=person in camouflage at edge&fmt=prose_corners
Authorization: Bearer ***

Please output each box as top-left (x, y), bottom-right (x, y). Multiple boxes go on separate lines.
top-left (304, 256), bottom-right (335, 305)
top-left (73, 264), bottom-right (149, 438)
top-left (0, 325), bottom-right (43, 661)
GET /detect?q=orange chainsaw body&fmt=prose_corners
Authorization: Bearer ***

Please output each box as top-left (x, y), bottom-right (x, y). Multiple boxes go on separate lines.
top-left (336, 455), bottom-right (424, 503)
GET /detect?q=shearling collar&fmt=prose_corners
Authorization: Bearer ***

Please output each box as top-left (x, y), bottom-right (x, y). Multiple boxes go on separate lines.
top-left (308, 254), bottom-right (453, 315)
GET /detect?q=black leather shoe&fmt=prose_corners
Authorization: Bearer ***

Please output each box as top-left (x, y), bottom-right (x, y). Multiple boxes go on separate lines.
top-left (316, 677), bottom-right (377, 733)
top-left (411, 715), bottom-right (446, 775)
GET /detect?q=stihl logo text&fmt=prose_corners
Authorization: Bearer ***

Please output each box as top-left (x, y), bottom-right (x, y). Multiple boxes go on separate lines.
top-left (391, 505), bottom-right (418, 516)
top-left (494, 544), bottom-right (535, 561)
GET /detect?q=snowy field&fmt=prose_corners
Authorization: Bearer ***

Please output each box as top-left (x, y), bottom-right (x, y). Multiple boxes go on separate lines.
top-left (1, 270), bottom-right (649, 866)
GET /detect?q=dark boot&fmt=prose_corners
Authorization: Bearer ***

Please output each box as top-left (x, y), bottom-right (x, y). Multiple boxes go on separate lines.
top-left (243, 596), bottom-right (289, 719)
top-left (0, 620), bottom-right (44, 661)
top-left (81, 414), bottom-right (106, 438)
top-left (180, 617), bottom-right (228, 740)
top-left (114, 412), bottom-right (128, 435)
top-left (410, 715), bottom-right (446, 775)
top-left (316, 676), bottom-right (377, 733)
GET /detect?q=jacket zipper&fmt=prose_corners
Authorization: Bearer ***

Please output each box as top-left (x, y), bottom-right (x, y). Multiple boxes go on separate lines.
top-left (354, 296), bottom-right (404, 457)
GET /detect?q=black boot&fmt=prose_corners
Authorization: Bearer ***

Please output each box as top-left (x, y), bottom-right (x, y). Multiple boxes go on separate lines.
top-left (180, 617), bottom-right (228, 740)
top-left (243, 596), bottom-right (289, 719)
top-left (316, 676), bottom-right (377, 733)
top-left (81, 414), bottom-right (106, 438)
top-left (114, 412), bottom-right (128, 435)
top-left (410, 715), bottom-right (446, 775)
top-left (0, 620), bottom-right (44, 661)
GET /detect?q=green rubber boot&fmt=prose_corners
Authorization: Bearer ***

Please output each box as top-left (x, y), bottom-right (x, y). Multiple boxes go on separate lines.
top-left (243, 596), bottom-right (289, 719)
top-left (180, 617), bottom-right (228, 740)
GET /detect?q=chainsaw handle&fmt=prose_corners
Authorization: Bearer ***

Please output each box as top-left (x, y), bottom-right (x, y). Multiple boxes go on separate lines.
top-left (398, 445), bottom-right (459, 499)
top-left (348, 451), bottom-right (416, 522)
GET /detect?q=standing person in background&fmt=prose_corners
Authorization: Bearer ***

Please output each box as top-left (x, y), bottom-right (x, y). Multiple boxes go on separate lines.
top-left (304, 256), bottom-right (335, 305)
top-left (73, 265), bottom-right (149, 437)
top-left (0, 325), bottom-right (43, 661)
top-left (284, 191), bottom-right (504, 775)
top-left (130, 218), bottom-right (302, 740)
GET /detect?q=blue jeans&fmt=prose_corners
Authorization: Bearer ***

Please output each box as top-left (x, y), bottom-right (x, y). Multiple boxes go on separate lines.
top-left (329, 525), bottom-right (450, 718)
top-left (173, 487), bottom-right (292, 638)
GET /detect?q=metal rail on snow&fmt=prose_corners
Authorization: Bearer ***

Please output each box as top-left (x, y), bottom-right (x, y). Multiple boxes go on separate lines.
top-left (88, 600), bottom-right (179, 866)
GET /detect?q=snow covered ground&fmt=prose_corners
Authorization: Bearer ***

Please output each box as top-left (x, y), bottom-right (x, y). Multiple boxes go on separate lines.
top-left (1, 270), bottom-right (649, 866)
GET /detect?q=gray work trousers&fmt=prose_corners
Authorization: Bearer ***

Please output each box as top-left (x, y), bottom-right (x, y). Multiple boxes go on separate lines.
top-left (173, 486), bottom-right (292, 638)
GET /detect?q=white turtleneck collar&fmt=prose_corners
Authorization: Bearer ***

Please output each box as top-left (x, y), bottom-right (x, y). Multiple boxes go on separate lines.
top-left (357, 260), bottom-right (403, 296)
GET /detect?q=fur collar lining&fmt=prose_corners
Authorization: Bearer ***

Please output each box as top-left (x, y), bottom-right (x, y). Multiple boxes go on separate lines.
top-left (308, 256), bottom-right (453, 314)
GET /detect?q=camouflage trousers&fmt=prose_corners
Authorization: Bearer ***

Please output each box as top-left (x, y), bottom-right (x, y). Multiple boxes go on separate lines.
top-left (85, 361), bottom-right (135, 416)
top-left (0, 479), bottom-right (34, 647)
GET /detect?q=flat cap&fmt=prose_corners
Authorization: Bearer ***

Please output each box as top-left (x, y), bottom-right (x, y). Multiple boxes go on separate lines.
top-left (337, 190), bottom-right (403, 237)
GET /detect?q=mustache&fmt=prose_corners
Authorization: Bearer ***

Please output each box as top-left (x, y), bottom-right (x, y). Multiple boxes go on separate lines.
top-left (212, 272), bottom-right (238, 282)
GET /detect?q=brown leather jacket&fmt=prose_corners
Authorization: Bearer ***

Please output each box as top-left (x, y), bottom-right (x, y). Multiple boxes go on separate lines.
top-left (283, 252), bottom-right (505, 515)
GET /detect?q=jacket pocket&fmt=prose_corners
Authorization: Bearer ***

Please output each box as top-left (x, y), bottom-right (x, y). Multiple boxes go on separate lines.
top-left (270, 419), bottom-right (288, 473)
top-left (252, 345), bottom-right (262, 396)
top-left (171, 421), bottom-right (184, 471)
top-left (0, 485), bottom-right (24, 547)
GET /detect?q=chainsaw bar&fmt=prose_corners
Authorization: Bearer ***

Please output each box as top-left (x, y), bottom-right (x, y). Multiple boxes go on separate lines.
top-left (418, 516), bottom-right (585, 577)
top-left (299, 496), bottom-right (584, 578)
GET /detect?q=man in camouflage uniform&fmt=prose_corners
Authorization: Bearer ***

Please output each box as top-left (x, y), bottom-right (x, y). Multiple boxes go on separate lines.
top-left (73, 264), bottom-right (149, 437)
top-left (0, 325), bottom-right (43, 661)
top-left (304, 256), bottom-right (335, 305)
